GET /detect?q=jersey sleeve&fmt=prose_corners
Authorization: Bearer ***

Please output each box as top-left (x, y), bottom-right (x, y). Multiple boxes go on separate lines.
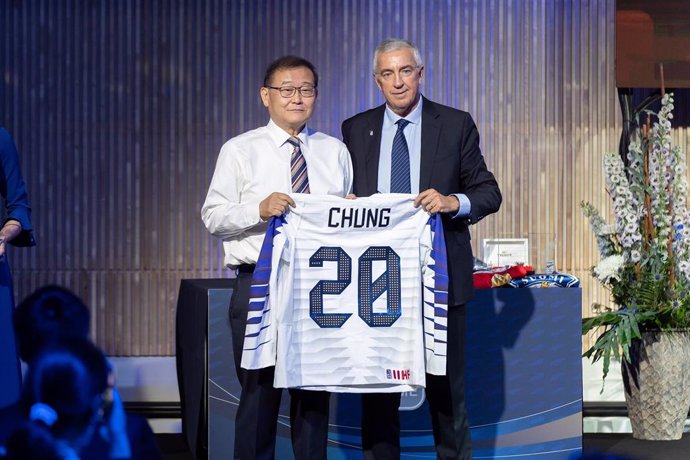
top-left (241, 216), bottom-right (285, 370)
top-left (422, 213), bottom-right (448, 376)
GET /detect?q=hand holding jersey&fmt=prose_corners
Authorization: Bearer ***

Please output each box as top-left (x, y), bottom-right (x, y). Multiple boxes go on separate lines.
top-left (414, 188), bottom-right (460, 215)
top-left (259, 192), bottom-right (296, 220)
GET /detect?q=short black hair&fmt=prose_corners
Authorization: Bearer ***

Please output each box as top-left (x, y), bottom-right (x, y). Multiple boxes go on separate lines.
top-left (14, 285), bottom-right (91, 363)
top-left (25, 337), bottom-right (109, 419)
top-left (263, 55), bottom-right (318, 88)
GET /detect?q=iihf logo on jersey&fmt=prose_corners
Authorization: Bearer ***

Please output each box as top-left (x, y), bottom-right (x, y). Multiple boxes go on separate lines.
top-left (386, 369), bottom-right (411, 380)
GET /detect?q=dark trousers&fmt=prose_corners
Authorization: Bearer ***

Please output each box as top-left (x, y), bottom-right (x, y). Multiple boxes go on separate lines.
top-left (425, 304), bottom-right (472, 459)
top-left (361, 305), bottom-right (471, 460)
top-left (361, 393), bottom-right (401, 460)
top-left (229, 268), bottom-right (330, 460)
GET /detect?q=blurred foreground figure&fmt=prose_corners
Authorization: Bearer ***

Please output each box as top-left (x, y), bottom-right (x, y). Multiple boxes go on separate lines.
top-left (0, 285), bottom-right (162, 459)
top-left (5, 338), bottom-right (112, 459)
top-left (0, 128), bottom-right (36, 409)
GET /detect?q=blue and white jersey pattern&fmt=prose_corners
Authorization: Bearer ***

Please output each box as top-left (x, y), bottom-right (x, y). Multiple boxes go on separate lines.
top-left (241, 193), bottom-right (448, 393)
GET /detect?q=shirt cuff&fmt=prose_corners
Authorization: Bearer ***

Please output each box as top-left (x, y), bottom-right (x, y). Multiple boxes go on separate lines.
top-left (451, 193), bottom-right (471, 219)
top-left (245, 202), bottom-right (264, 225)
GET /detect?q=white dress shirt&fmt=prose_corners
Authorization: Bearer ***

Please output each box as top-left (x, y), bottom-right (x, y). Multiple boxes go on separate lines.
top-left (201, 119), bottom-right (353, 267)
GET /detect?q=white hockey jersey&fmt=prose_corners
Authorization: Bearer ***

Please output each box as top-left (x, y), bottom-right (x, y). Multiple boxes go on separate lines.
top-left (241, 193), bottom-right (448, 393)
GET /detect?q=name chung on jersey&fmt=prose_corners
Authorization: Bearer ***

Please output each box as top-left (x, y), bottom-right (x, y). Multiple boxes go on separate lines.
top-left (327, 207), bottom-right (392, 228)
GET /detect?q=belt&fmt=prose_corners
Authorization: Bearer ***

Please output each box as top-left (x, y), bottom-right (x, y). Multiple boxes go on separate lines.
top-left (236, 264), bottom-right (256, 274)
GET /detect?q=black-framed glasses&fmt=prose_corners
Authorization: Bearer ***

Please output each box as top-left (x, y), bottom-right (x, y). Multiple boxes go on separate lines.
top-left (265, 85), bottom-right (317, 98)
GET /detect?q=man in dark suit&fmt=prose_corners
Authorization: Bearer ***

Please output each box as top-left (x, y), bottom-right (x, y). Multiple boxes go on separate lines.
top-left (342, 38), bottom-right (502, 460)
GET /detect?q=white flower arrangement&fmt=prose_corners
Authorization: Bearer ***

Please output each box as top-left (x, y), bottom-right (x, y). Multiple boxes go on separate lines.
top-left (581, 93), bottom-right (690, 383)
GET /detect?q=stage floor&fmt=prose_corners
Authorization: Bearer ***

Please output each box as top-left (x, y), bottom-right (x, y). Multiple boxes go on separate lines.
top-left (583, 432), bottom-right (690, 460)
top-left (156, 432), bottom-right (690, 460)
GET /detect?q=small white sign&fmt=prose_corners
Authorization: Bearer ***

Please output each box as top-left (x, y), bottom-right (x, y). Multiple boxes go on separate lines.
top-left (482, 238), bottom-right (529, 266)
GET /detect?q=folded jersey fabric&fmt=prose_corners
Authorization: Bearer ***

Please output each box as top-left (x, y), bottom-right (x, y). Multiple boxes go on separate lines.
top-left (473, 265), bottom-right (533, 289)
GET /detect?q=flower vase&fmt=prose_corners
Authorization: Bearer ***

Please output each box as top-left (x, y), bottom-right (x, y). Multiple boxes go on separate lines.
top-left (621, 330), bottom-right (690, 440)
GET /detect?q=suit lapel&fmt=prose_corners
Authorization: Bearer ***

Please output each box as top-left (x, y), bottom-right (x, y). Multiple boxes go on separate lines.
top-left (364, 106), bottom-right (385, 194)
top-left (420, 97), bottom-right (441, 191)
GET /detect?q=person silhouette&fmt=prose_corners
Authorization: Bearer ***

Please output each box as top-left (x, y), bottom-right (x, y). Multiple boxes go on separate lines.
top-left (0, 285), bottom-right (161, 459)
top-left (0, 128), bottom-right (36, 410)
top-left (5, 338), bottom-right (110, 459)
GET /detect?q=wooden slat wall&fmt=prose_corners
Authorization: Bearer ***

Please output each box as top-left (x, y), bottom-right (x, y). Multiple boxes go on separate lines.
top-left (2, 0), bottom-right (687, 355)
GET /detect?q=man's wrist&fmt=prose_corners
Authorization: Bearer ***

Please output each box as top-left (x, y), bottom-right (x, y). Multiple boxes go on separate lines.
top-left (451, 193), bottom-right (471, 219)
top-left (449, 195), bottom-right (460, 213)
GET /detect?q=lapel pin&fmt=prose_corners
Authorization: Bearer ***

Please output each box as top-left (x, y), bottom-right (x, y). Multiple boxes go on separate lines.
top-left (369, 130), bottom-right (374, 136)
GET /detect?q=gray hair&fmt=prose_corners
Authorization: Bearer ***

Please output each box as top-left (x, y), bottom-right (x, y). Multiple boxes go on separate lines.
top-left (372, 39), bottom-right (424, 74)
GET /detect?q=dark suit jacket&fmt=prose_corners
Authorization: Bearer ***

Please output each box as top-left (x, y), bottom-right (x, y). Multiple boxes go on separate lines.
top-left (342, 97), bottom-right (502, 305)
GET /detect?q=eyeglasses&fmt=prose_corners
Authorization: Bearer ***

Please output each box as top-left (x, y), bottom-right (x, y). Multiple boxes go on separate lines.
top-left (265, 85), bottom-right (317, 98)
top-left (377, 66), bottom-right (421, 81)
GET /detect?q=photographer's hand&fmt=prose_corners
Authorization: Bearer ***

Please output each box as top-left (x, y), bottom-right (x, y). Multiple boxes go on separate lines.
top-left (101, 387), bottom-right (132, 459)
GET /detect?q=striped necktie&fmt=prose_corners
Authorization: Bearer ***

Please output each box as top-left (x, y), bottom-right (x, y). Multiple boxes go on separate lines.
top-left (390, 119), bottom-right (411, 193)
top-left (288, 137), bottom-right (310, 193)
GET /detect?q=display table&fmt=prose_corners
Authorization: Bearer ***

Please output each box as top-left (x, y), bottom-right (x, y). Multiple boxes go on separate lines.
top-left (463, 288), bottom-right (583, 458)
top-left (176, 280), bottom-right (582, 459)
top-left (176, 279), bottom-right (235, 459)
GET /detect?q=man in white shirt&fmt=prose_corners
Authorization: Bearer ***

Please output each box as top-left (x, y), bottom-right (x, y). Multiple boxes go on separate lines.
top-left (201, 55), bottom-right (352, 460)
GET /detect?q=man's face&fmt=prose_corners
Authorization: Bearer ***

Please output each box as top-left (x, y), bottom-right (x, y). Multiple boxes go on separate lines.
top-left (260, 66), bottom-right (317, 135)
top-left (374, 48), bottom-right (423, 117)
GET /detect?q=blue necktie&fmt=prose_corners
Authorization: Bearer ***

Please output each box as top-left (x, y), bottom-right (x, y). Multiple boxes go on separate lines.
top-left (288, 137), bottom-right (310, 193)
top-left (390, 119), bottom-right (411, 193)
